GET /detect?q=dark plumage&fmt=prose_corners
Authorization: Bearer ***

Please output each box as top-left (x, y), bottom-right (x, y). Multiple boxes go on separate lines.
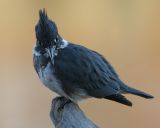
top-left (33, 9), bottom-right (154, 107)
top-left (35, 9), bottom-right (58, 47)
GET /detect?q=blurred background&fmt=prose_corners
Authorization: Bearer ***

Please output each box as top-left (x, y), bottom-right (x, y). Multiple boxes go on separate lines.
top-left (0, 0), bottom-right (159, 128)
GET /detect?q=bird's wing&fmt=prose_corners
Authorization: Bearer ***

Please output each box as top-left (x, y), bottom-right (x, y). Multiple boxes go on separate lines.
top-left (91, 50), bottom-right (119, 78)
top-left (54, 43), bottom-right (121, 98)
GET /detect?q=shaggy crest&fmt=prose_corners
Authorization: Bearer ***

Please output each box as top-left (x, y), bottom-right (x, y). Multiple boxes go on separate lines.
top-left (35, 9), bottom-right (58, 47)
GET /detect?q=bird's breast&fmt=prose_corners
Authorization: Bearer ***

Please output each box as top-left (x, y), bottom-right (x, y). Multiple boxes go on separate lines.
top-left (38, 62), bottom-right (65, 96)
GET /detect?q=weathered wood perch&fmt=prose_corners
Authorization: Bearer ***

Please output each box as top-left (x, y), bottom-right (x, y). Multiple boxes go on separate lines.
top-left (50, 97), bottom-right (99, 128)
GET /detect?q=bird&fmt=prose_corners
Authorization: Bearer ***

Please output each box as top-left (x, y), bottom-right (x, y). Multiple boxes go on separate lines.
top-left (33, 9), bottom-right (154, 106)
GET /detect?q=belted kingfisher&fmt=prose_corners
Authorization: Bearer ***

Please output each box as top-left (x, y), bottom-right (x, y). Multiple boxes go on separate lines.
top-left (33, 9), bottom-right (153, 106)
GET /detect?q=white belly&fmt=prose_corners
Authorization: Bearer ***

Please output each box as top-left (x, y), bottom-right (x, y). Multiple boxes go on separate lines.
top-left (38, 63), bottom-right (65, 96)
top-left (38, 63), bottom-right (89, 102)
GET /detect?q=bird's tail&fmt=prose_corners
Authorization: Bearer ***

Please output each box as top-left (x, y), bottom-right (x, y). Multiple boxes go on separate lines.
top-left (105, 82), bottom-right (154, 106)
top-left (105, 94), bottom-right (132, 106)
top-left (119, 80), bottom-right (154, 99)
top-left (125, 86), bottom-right (154, 99)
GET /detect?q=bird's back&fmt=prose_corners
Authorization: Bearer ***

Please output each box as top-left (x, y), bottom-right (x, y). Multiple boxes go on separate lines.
top-left (53, 43), bottom-right (122, 99)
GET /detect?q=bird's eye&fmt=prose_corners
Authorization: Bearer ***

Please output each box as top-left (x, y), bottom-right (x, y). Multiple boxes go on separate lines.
top-left (54, 38), bottom-right (58, 43)
top-left (54, 35), bottom-right (59, 43)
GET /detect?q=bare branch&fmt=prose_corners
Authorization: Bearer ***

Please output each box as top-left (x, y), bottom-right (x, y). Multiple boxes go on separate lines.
top-left (50, 97), bottom-right (99, 128)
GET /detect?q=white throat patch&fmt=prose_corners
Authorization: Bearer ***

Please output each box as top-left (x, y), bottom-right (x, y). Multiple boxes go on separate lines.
top-left (33, 39), bottom-right (68, 56)
top-left (60, 39), bottom-right (68, 49)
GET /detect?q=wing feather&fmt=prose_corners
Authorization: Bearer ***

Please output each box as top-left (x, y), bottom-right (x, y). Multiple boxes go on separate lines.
top-left (54, 43), bottom-right (121, 98)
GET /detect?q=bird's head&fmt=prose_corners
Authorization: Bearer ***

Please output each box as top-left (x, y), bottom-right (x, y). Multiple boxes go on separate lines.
top-left (35, 9), bottom-right (60, 48)
top-left (35, 9), bottom-right (64, 62)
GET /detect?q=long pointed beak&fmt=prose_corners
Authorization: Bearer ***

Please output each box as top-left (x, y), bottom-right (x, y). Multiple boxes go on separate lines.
top-left (46, 47), bottom-right (55, 64)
